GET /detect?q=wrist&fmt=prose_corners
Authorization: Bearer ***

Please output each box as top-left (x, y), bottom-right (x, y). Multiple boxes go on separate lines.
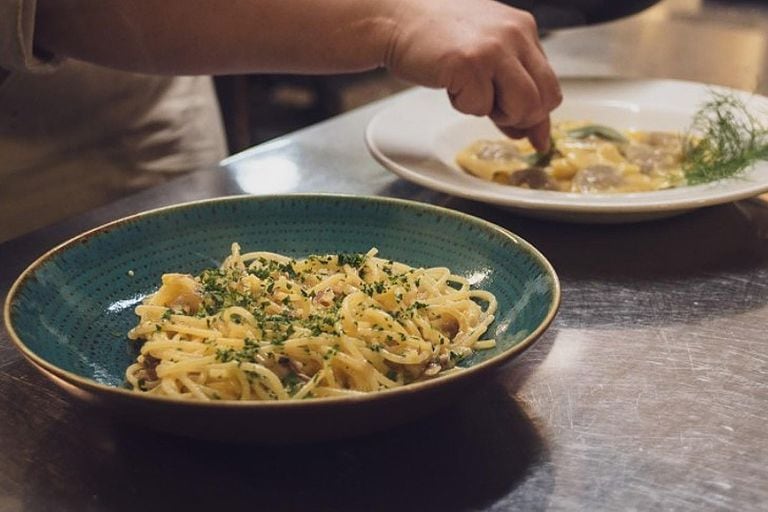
top-left (357, 0), bottom-right (403, 70)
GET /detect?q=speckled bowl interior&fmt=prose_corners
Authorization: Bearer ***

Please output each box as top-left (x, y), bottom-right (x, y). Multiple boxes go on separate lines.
top-left (5, 195), bottom-right (558, 440)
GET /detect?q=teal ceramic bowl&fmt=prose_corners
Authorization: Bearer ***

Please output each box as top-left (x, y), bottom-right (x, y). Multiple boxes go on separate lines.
top-left (5, 195), bottom-right (559, 442)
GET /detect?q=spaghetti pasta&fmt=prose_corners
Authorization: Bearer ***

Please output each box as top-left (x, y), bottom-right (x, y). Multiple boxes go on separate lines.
top-left (126, 244), bottom-right (497, 401)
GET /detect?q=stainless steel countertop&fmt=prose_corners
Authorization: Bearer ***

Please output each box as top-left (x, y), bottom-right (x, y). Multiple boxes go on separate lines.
top-left (2, 1), bottom-right (768, 510)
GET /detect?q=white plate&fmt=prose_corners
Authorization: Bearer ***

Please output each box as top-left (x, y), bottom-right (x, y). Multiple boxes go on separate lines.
top-left (366, 78), bottom-right (768, 223)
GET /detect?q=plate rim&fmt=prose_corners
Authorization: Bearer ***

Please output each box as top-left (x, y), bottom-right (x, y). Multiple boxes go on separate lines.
top-left (4, 193), bottom-right (561, 410)
top-left (365, 77), bottom-right (768, 214)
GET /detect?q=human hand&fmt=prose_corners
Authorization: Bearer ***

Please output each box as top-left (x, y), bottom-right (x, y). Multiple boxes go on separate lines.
top-left (382, 0), bottom-right (561, 151)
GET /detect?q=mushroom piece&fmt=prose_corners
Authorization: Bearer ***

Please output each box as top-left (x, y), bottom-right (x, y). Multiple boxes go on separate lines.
top-left (423, 362), bottom-right (442, 377)
top-left (435, 315), bottom-right (459, 340)
top-left (138, 354), bottom-right (161, 382)
top-left (279, 356), bottom-right (311, 382)
top-left (312, 288), bottom-right (335, 307)
top-left (623, 133), bottom-right (683, 174)
top-left (507, 167), bottom-right (559, 190)
top-left (623, 143), bottom-right (660, 173)
top-left (572, 164), bottom-right (625, 193)
top-left (646, 131), bottom-right (683, 149)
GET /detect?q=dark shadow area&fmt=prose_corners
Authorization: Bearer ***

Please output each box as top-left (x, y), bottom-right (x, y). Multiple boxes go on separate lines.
top-left (431, 196), bottom-right (768, 329)
top-left (377, 184), bottom-right (768, 282)
top-left (501, 0), bottom-right (662, 29)
top-left (16, 380), bottom-right (551, 512)
top-left (467, 200), bottom-right (768, 279)
top-left (215, 70), bottom-right (409, 154)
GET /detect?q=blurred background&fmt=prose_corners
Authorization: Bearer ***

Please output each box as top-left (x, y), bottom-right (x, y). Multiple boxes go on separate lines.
top-left (214, 0), bottom-right (768, 154)
top-left (2, 0), bottom-right (765, 243)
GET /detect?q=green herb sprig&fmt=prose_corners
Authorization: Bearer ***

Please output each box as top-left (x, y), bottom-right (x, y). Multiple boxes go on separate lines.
top-left (567, 124), bottom-right (628, 143)
top-left (684, 92), bottom-right (768, 185)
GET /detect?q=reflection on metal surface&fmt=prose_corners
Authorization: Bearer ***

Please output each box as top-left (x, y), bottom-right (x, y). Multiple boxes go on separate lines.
top-left (221, 137), bottom-right (292, 166)
top-left (544, 5), bottom-right (767, 93)
top-left (538, 330), bottom-right (583, 369)
top-left (231, 156), bottom-right (300, 194)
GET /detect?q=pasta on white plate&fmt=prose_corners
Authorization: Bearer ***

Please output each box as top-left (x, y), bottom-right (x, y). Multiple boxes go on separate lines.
top-left (126, 244), bottom-right (498, 401)
top-left (456, 120), bottom-right (688, 193)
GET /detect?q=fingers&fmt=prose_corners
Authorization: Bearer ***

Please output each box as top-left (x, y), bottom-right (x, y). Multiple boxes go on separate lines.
top-left (489, 14), bottom-right (560, 152)
top-left (521, 43), bottom-right (562, 115)
top-left (490, 17), bottom-right (560, 121)
top-left (488, 55), bottom-right (554, 152)
top-left (447, 67), bottom-right (495, 117)
top-left (396, 1), bottom-right (561, 150)
top-left (498, 118), bottom-right (551, 153)
top-left (513, 11), bottom-right (560, 101)
top-left (527, 118), bottom-right (552, 153)
top-left (489, 56), bottom-right (541, 127)
top-left (449, 48), bottom-right (557, 129)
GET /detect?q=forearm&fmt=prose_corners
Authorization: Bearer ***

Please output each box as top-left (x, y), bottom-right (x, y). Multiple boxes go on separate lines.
top-left (35, 0), bottom-right (398, 75)
top-left (35, 0), bottom-right (562, 151)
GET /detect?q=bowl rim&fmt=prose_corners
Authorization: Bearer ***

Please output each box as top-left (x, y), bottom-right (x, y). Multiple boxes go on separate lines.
top-left (4, 193), bottom-right (560, 410)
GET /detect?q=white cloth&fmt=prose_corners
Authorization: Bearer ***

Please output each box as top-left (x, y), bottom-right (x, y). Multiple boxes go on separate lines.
top-left (0, 0), bottom-right (228, 242)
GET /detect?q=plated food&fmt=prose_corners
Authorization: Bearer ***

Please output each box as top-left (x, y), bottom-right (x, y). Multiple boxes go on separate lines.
top-left (365, 78), bottom-right (768, 222)
top-left (456, 93), bottom-right (767, 194)
top-left (5, 195), bottom-right (558, 441)
top-left (456, 121), bottom-right (686, 193)
top-left (127, 244), bottom-right (496, 401)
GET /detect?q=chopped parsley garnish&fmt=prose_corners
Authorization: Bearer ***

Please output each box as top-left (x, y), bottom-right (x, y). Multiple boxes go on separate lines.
top-left (282, 372), bottom-right (304, 395)
top-left (131, 247), bottom-right (492, 401)
top-left (338, 253), bottom-right (366, 268)
top-left (216, 348), bottom-right (236, 362)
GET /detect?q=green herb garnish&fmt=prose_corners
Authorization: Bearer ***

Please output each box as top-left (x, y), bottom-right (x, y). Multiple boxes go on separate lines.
top-left (567, 124), bottom-right (628, 143)
top-left (523, 144), bottom-right (557, 167)
top-left (337, 253), bottom-right (366, 268)
top-left (683, 92), bottom-right (768, 185)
